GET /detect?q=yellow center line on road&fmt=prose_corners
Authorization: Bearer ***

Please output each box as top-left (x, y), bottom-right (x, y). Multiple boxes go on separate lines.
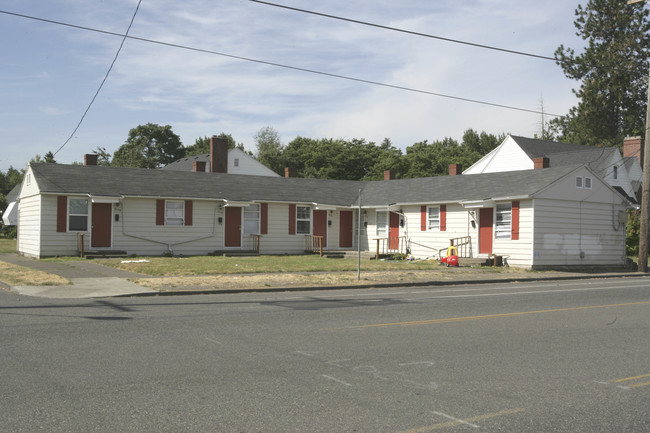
top-left (629, 380), bottom-right (650, 389)
top-left (611, 373), bottom-right (650, 383)
top-left (397, 408), bottom-right (525, 433)
top-left (354, 301), bottom-right (650, 328)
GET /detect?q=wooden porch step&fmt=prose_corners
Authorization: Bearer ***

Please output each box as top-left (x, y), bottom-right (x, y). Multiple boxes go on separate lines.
top-left (210, 250), bottom-right (260, 257)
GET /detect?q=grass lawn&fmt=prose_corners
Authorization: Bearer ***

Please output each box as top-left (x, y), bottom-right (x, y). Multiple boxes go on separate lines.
top-left (97, 254), bottom-right (456, 277)
top-left (0, 239), bottom-right (17, 254)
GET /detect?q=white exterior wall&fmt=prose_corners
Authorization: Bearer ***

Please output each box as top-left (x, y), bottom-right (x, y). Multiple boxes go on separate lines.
top-left (403, 204), bottom-right (476, 259)
top-left (600, 153), bottom-right (637, 201)
top-left (532, 198), bottom-right (627, 267)
top-left (258, 203), bottom-right (308, 254)
top-left (463, 136), bottom-right (533, 174)
top-left (113, 198), bottom-right (222, 256)
top-left (227, 149), bottom-right (280, 177)
top-left (492, 200), bottom-right (534, 268)
top-left (16, 195), bottom-right (41, 258)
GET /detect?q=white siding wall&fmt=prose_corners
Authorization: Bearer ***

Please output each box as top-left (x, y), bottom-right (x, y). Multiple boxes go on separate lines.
top-left (532, 198), bottom-right (627, 267)
top-left (404, 204), bottom-right (475, 259)
top-left (259, 204), bottom-right (311, 254)
top-left (601, 153), bottom-right (636, 200)
top-left (112, 198), bottom-right (222, 256)
top-left (492, 200), bottom-right (533, 267)
top-left (38, 195), bottom-right (84, 257)
top-left (463, 136), bottom-right (533, 174)
top-left (16, 195), bottom-right (41, 258)
top-left (228, 148), bottom-right (280, 177)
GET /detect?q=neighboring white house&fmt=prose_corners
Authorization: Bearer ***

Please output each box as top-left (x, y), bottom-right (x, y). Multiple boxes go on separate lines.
top-left (463, 135), bottom-right (642, 204)
top-left (161, 136), bottom-right (280, 177)
top-left (14, 156), bottom-right (631, 269)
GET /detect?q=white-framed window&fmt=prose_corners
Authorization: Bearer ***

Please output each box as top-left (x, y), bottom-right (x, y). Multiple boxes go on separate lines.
top-left (68, 198), bottom-right (89, 231)
top-left (243, 204), bottom-right (260, 234)
top-left (495, 203), bottom-right (512, 239)
top-left (576, 176), bottom-right (583, 188)
top-left (234, 158), bottom-right (239, 167)
top-left (584, 177), bottom-right (592, 189)
top-left (613, 166), bottom-right (618, 180)
top-left (165, 200), bottom-right (184, 225)
top-left (428, 206), bottom-right (440, 230)
top-left (296, 206), bottom-right (311, 234)
top-left (376, 211), bottom-right (387, 237)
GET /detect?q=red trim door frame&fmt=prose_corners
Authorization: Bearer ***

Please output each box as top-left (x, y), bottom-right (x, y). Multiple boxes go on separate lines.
top-left (479, 208), bottom-right (493, 254)
top-left (313, 210), bottom-right (327, 248)
top-left (91, 203), bottom-right (112, 248)
top-left (389, 212), bottom-right (400, 250)
top-left (225, 207), bottom-right (242, 247)
top-left (339, 211), bottom-right (353, 248)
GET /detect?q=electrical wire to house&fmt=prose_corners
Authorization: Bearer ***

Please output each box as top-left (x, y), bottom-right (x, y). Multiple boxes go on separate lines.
top-left (52, 0), bottom-right (142, 157)
top-left (0, 8), bottom-right (562, 119)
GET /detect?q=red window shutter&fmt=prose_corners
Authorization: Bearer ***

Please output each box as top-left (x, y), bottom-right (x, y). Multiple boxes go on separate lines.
top-left (511, 201), bottom-right (520, 240)
top-left (440, 204), bottom-right (447, 231)
top-left (156, 200), bottom-right (165, 225)
top-left (261, 203), bottom-right (268, 235)
top-left (57, 196), bottom-right (67, 232)
top-left (420, 206), bottom-right (426, 231)
top-left (185, 200), bottom-right (193, 226)
top-left (288, 204), bottom-right (296, 235)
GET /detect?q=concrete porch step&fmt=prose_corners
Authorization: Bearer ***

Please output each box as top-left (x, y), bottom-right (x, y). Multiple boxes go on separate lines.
top-left (83, 250), bottom-right (129, 259)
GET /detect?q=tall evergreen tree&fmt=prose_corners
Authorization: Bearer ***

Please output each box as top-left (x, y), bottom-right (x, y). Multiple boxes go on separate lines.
top-left (551, 0), bottom-right (650, 147)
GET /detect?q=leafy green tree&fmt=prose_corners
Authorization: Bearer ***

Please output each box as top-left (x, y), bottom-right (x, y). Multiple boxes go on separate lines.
top-left (551, 0), bottom-right (650, 147)
top-left (112, 123), bottom-right (185, 168)
top-left (44, 151), bottom-right (57, 163)
top-left (254, 126), bottom-right (284, 174)
top-left (91, 146), bottom-right (112, 166)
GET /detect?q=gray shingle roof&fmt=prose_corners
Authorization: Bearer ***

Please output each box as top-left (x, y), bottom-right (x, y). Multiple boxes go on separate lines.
top-left (510, 135), bottom-right (592, 158)
top-left (29, 163), bottom-right (587, 208)
top-left (161, 154), bottom-right (210, 171)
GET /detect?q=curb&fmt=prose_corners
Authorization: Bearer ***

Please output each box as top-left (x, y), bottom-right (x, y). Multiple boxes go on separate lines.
top-left (114, 272), bottom-right (647, 298)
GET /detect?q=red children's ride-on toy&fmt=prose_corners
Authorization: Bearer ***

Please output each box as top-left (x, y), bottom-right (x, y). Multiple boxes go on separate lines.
top-left (440, 246), bottom-right (459, 267)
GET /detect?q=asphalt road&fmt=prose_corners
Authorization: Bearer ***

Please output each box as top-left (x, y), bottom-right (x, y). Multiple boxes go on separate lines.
top-left (1, 277), bottom-right (649, 432)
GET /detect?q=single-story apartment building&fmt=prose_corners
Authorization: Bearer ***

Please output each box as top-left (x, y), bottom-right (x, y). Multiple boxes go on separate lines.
top-left (14, 154), bottom-right (631, 269)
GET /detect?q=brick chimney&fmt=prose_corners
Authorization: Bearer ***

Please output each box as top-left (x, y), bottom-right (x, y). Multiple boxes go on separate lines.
top-left (384, 170), bottom-right (395, 180)
top-left (210, 136), bottom-right (228, 173)
top-left (533, 157), bottom-right (549, 169)
top-left (84, 154), bottom-right (98, 166)
top-left (623, 136), bottom-right (642, 165)
top-left (193, 160), bottom-right (206, 172)
top-left (448, 164), bottom-right (462, 175)
top-left (284, 167), bottom-right (297, 178)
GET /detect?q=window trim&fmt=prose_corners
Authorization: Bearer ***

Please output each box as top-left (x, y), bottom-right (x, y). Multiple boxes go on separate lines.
top-left (165, 200), bottom-right (185, 226)
top-left (576, 176), bottom-right (583, 188)
top-left (495, 203), bottom-right (512, 240)
top-left (68, 197), bottom-right (89, 232)
top-left (584, 177), bottom-right (592, 189)
top-left (296, 205), bottom-right (311, 234)
top-left (376, 211), bottom-right (388, 237)
top-left (243, 204), bottom-right (260, 235)
top-left (428, 206), bottom-right (440, 231)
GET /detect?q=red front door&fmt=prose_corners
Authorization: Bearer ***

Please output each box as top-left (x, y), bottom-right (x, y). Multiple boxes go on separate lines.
top-left (225, 207), bottom-right (241, 247)
top-left (479, 208), bottom-right (493, 254)
top-left (313, 210), bottom-right (327, 248)
top-left (389, 212), bottom-right (400, 250)
top-left (91, 203), bottom-right (112, 247)
top-left (339, 211), bottom-right (353, 248)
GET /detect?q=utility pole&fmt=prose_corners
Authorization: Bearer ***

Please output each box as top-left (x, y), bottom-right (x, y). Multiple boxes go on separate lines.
top-left (638, 66), bottom-right (650, 272)
top-left (629, 0), bottom-right (650, 272)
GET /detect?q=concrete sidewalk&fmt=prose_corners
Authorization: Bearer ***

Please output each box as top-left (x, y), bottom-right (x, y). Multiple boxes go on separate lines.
top-left (0, 253), bottom-right (157, 298)
top-left (0, 253), bottom-right (646, 299)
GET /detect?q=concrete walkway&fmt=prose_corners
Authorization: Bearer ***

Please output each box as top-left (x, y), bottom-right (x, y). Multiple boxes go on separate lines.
top-left (0, 253), bottom-right (157, 298)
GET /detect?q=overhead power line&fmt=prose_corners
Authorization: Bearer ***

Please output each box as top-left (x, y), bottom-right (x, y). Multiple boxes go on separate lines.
top-left (1, 8), bottom-right (562, 117)
top-left (249, 0), bottom-right (557, 62)
top-left (53, 0), bottom-right (142, 156)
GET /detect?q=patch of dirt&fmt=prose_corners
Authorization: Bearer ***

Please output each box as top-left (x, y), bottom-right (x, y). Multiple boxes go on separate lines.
top-left (131, 268), bottom-right (532, 292)
top-left (0, 261), bottom-right (69, 286)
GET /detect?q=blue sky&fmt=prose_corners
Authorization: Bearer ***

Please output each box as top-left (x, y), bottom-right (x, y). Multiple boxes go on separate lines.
top-left (1, 0), bottom-right (585, 171)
